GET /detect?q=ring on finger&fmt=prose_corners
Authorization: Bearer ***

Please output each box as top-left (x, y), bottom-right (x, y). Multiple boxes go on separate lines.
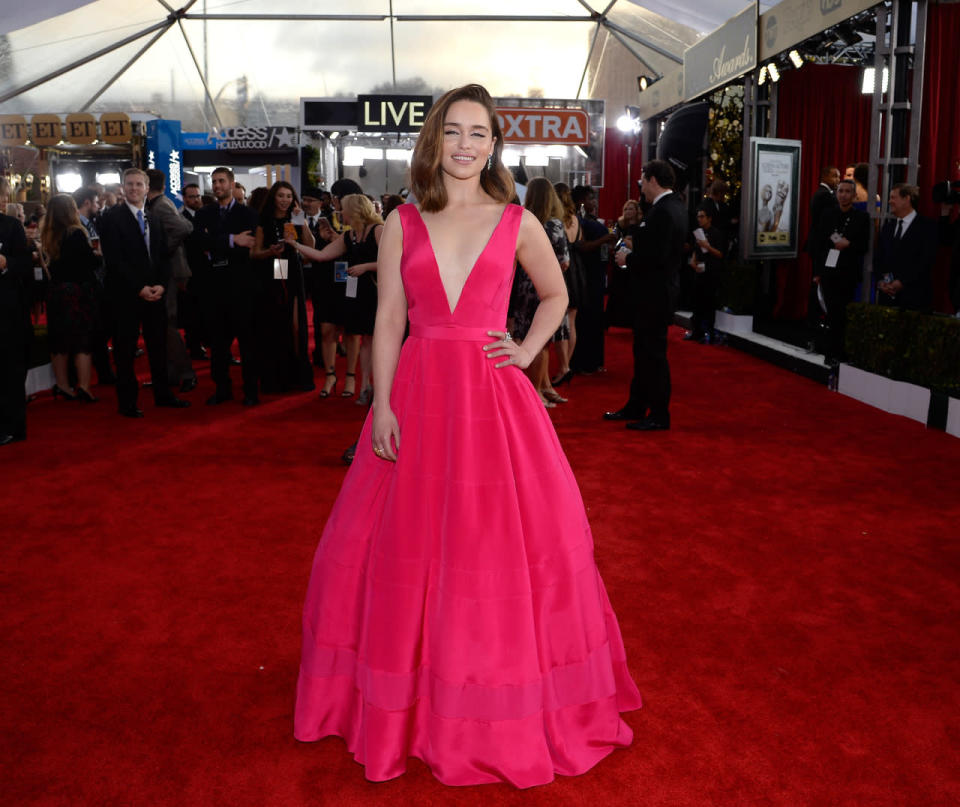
top-left (503, 330), bottom-right (513, 342)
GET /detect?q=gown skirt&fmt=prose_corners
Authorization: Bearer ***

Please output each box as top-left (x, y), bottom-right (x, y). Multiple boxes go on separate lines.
top-left (294, 203), bottom-right (642, 788)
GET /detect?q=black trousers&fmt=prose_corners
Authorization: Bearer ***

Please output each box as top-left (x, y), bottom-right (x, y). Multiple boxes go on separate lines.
top-left (203, 281), bottom-right (258, 398)
top-left (0, 327), bottom-right (29, 439)
top-left (692, 269), bottom-right (719, 337)
top-left (113, 294), bottom-right (172, 410)
top-left (628, 322), bottom-right (671, 423)
top-left (178, 280), bottom-right (206, 356)
top-left (91, 287), bottom-right (115, 383)
top-left (820, 275), bottom-right (857, 360)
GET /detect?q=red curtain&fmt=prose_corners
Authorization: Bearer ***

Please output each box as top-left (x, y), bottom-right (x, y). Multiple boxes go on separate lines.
top-left (918, 2), bottom-right (960, 313)
top-left (773, 64), bottom-right (873, 319)
top-left (597, 128), bottom-right (641, 222)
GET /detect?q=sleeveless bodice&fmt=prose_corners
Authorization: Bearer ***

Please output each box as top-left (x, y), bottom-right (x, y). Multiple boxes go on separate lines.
top-left (397, 204), bottom-right (522, 334)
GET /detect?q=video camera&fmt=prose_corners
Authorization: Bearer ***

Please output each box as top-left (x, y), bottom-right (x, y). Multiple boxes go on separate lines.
top-left (932, 179), bottom-right (960, 205)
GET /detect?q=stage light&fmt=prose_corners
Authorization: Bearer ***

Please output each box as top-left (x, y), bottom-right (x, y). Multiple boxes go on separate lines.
top-left (637, 75), bottom-right (651, 92)
top-left (616, 114), bottom-right (634, 132)
top-left (862, 66), bottom-right (889, 94)
top-left (767, 62), bottom-right (780, 83)
top-left (789, 50), bottom-right (804, 69)
top-left (56, 172), bottom-right (82, 193)
top-left (758, 65), bottom-right (768, 85)
top-left (501, 148), bottom-right (521, 167)
top-left (524, 147), bottom-right (549, 167)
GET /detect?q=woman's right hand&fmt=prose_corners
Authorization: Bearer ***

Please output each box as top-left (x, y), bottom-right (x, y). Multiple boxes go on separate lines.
top-left (371, 406), bottom-right (401, 462)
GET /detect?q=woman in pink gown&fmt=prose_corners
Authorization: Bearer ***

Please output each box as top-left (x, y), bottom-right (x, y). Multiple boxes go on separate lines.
top-left (292, 84), bottom-right (641, 789)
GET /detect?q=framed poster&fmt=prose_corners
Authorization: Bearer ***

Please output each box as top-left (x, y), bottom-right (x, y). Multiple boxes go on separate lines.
top-left (744, 137), bottom-right (802, 259)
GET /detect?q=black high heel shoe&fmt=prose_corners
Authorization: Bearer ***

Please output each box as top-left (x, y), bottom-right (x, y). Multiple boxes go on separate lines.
top-left (75, 387), bottom-right (99, 403)
top-left (318, 371), bottom-right (337, 398)
top-left (52, 384), bottom-right (79, 401)
top-left (551, 370), bottom-right (574, 387)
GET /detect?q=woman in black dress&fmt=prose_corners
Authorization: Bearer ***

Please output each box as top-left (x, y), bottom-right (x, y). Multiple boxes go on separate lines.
top-left (310, 216), bottom-right (345, 397)
top-left (40, 194), bottom-right (101, 402)
top-left (251, 181), bottom-right (316, 393)
top-left (287, 194), bottom-right (383, 402)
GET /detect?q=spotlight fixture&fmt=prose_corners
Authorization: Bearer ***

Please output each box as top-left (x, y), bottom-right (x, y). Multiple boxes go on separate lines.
top-left (767, 62), bottom-right (780, 83)
top-left (789, 50), bottom-right (804, 69)
top-left (638, 75), bottom-right (651, 92)
top-left (758, 65), bottom-right (768, 86)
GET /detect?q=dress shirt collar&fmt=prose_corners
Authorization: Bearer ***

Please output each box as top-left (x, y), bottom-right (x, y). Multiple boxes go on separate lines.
top-left (652, 189), bottom-right (673, 206)
top-left (126, 200), bottom-right (146, 219)
top-left (898, 208), bottom-right (917, 235)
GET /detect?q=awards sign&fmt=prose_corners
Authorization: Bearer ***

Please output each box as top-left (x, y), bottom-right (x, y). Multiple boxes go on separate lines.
top-left (744, 137), bottom-right (802, 259)
top-left (684, 4), bottom-right (757, 101)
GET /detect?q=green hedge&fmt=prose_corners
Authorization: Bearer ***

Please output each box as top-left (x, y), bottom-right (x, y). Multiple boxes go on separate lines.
top-left (716, 260), bottom-right (759, 315)
top-left (845, 303), bottom-right (960, 396)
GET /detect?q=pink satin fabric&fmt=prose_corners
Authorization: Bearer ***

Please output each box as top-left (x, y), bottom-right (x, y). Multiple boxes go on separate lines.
top-left (294, 204), bottom-right (642, 788)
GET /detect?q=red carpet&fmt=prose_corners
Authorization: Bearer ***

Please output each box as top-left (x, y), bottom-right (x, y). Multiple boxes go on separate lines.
top-left (3, 328), bottom-right (959, 806)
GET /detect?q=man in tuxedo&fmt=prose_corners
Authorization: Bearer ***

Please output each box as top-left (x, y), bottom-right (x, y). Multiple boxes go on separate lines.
top-left (0, 178), bottom-right (33, 445)
top-left (192, 166), bottom-right (261, 406)
top-left (145, 169), bottom-right (196, 392)
top-left (606, 160), bottom-right (686, 431)
top-left (875, 183), bottom-right (937, 311)
top-left (98, 168), bottom-right (190, 417)
top-left (805, 165), bottom-right (840, 254)
top-left (811, 179), bottom-right (870, 363)
top-left (179, 183), bottom-right (208, 360)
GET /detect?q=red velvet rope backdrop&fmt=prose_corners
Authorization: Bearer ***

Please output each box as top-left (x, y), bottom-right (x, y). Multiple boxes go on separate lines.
top-left (774, 64), bottom-right (873, 319)
top-left (918, 1), bottom-right (960, 313)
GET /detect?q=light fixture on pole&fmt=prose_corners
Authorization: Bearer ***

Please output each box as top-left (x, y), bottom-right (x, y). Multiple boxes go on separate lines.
top-left (617, 107), bottom-right (642, 202)
top-left (789, 50), bottom-right (804, 69)
top-left (637, 75), bottom-right (652, 92)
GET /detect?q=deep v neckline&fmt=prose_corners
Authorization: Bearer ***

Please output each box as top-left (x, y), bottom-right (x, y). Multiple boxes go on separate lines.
top-left (413, 204), bottom-right (510, 317)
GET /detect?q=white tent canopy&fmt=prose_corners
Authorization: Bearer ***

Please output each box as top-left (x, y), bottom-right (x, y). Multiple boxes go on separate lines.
top-left (0, 0), bottom-right (770, 130)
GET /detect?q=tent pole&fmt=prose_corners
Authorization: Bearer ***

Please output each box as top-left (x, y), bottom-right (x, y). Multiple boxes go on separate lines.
top-left (389, 0), bottom-right (397, 89)
top-left (577, 22), bottom-right (602, 99)
top-left (602, 19), bottom-right (683, 63)
top-left (0, 19), bottom-right (172, 104)
top-left (604, 26), bottom-right (661, 77)
top-left (81, 24), bottom-right (174, 111)
top-left (177, 19), bottom-right (223, 130)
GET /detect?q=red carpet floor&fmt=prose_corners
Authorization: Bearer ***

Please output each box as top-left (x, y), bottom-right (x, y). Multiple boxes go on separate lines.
top-left (2, 328), bottom-right (959, 806)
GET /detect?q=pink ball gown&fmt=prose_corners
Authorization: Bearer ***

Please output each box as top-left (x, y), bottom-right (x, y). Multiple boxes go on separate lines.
top-left (294, 203), bottom-right (642, 788)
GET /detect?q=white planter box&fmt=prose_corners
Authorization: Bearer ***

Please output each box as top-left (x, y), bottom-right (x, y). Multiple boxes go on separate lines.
top-left (714, 311), bottom-right (754, 334)
top-left (948, 396), bottom-right (960, 439)
top-left (837, 363), bottom-right (931, 425)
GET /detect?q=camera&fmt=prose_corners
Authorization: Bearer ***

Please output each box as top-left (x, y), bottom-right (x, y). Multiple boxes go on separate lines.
top-left (932, 179), bottom-right (960, 205)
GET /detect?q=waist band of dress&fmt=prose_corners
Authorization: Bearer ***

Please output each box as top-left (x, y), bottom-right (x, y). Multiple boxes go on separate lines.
top-left (409, 324), bottom-right (498, 342)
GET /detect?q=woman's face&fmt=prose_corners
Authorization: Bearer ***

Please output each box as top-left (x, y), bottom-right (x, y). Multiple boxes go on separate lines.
top-left (274, 187), bottom-right (294, 214)
top-left (441, 100), bottom-right (495, 180)
top-left (622, 201), bottom-right (638, 221)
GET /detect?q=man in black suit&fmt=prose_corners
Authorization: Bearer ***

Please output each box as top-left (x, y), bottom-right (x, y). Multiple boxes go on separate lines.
top-left (605, 160), bottom-right (686, 431)
top-left (99, 168), bottom-right (190, 417)
top-left (875, 183), bottom-right (938, 311)
top-left (805, 165), bottom-right (840, 255)
top-left (192, 166), bottom-right (261, 406)
top-left (811, 179), bottom-right (870, 363)
top-left (179, 183), bottom-right (208, 360)
top-left (0, 178), bottom-right (33, 445)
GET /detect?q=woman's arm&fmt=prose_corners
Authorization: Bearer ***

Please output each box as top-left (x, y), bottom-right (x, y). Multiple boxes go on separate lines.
top-left (300, 221), bottom-right (315, 250)
top-left (370, 211), bottom-right (407, 461)
top-left (250, 225), bottom-right (277, 260)
top-left (498, 209), bottom-right (567, 367)
top-left (288, 233), bottom-right (347, 263)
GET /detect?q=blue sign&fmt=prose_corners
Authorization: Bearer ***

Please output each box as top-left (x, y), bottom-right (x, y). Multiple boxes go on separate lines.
top-left (146, 119), bottom-right (184, 207)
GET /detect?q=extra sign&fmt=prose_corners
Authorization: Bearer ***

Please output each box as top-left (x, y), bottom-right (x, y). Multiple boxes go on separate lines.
top-left (495, 108), bottom-right (590, 146)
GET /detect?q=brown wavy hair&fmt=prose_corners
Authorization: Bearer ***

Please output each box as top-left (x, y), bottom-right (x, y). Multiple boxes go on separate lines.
top-left (524, 177), bottom-right (564, 224)
top-left (553, 182), bottom-right (577, 226)
top-left (40, 194), bottom-right (83, 262)
top-left (410, 84), bottom-right (514, 212)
